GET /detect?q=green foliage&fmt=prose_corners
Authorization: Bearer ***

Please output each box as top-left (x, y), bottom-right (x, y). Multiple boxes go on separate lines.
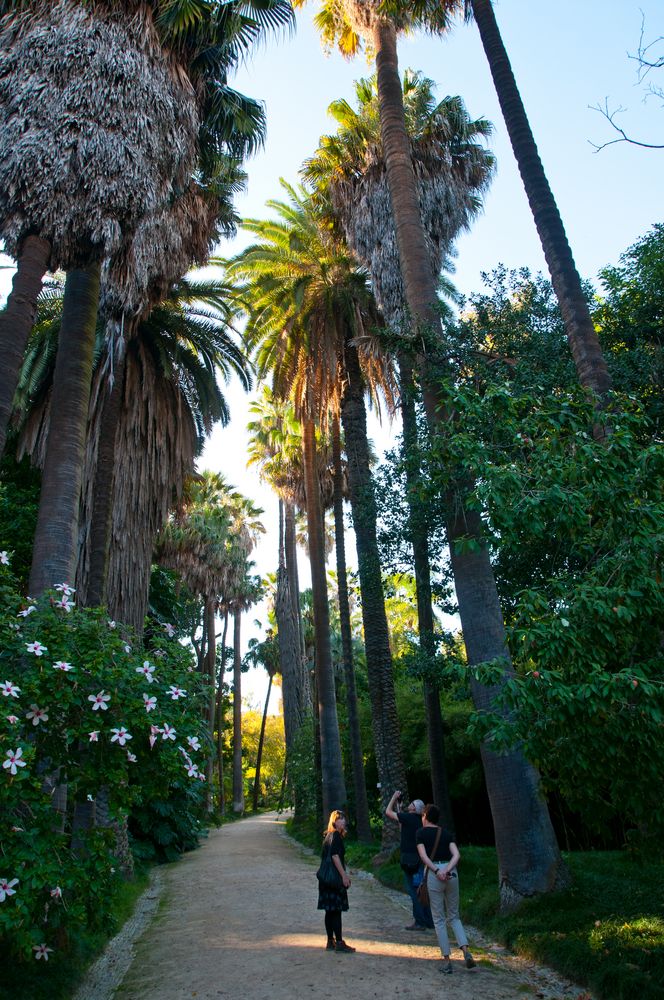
top-left (0, 452), bottom-right (40, 591)
top-left (0, 556), bottom-right (208, 967)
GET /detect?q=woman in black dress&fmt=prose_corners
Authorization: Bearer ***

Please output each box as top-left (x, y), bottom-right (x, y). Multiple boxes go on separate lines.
top-left (317, 810), bottom-right (355, 953)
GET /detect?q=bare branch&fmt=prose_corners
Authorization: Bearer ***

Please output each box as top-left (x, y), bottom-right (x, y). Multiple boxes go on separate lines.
top-left (589, 99), bottom-right (664, 152)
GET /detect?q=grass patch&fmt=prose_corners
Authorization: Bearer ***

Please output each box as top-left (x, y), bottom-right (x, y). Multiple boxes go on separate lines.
top-left (1, 868), bottom-right (151, 1000)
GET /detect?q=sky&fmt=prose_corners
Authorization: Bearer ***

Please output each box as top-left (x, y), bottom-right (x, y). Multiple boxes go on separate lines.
top-left (1, 0), bottom-right (661, 705)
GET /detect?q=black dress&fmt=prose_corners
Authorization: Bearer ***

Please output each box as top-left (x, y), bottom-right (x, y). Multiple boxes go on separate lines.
top-left (317, 831), bottom-right (349, 912)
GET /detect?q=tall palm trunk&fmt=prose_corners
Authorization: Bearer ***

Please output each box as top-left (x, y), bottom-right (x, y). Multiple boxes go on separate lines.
top-left (84, 348), bottom-right (127, 606)
top-left (284, 500), bottom-right (306, 663)
top-left (470, 0), bottom-right (611, 398)
top-left (252, 670), bottom-right (273, 812)
top-left (232, 608), bottom-right (245, 814)
top-left (30, 264), bottom-right (100, 595)
top-left (216, 607), bottom-right (229, 814)
top-left (0, 235), bottom-right (51, 458)
top-left (373, 19), bottom-right (567, 906)
top-left (276, 501), bottom-right (311, 747)
top-left (205, 595), bottom-right (217, 812)
top-left (331, 415), bottom-right (372, 843)
top-left (340, 335), bottom-right (407, 837)
top-left (302, 415), bottom-right (347, 814)
top-left (398, 353), bottom-right (453, 829)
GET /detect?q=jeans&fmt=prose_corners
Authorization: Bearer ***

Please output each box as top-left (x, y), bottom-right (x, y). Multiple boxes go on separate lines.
top-left (403, 868), bottom-right (434, 928)
top-left (427, 870), bottom-right (468, 956)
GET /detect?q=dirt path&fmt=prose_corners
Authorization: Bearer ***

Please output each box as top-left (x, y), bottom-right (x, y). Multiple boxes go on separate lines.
top-left (112, 813), bottom-right (587, 1000)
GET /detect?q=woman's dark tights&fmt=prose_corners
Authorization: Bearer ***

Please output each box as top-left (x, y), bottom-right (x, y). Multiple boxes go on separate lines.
top-left (325, 910), bottom-right (342, 942)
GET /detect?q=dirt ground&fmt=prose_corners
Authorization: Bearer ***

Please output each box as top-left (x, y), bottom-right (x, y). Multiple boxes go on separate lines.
top-left (101, 813), bottom-right (589, 1000)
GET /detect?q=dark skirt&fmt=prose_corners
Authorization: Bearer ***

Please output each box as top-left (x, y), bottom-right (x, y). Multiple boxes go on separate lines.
top-left (317, 884), bottom-right (349, 911)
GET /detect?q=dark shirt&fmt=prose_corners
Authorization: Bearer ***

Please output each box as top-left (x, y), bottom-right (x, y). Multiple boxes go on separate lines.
top-left (415, 826), bottom-right (455, 863)
top-left (323, 830), bottom-right (346, 865)
top-left (397, 811), bottom-right (422, 869)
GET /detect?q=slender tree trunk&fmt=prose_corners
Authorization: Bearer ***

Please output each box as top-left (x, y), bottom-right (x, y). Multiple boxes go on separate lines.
top-left (398, 353), bottom-right (454, 829)
top-left (29, 264), bottom-right (101, 595)
top-left (205, 596), bottom-right (217, 812)
top-left (285, 500), bottom-right (307, 665)
top-left (252, 672), bottom-right (273, 812)
top-left (0, 235), bottom-right (51, 458)
top-left (84, 349), bottom-right (127, 606)
top-left (373, 19), bottom-right (568, 906)
top-left (232, 609), bottom-right (244, 814)
top-left (216, 608), bottom-right (229, 814)
top-left (470, 0), bottom-right (611, 399)
top-left (331, 415), bottom-right (372, 843)
top-left (340, 335), bottom-right (407, 843)
top-left (302, 416), bottom-right (347, 815)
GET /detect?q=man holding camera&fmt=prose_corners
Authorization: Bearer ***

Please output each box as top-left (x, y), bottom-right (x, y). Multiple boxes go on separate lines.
top-left (385, 790), bottom-right (434, 930)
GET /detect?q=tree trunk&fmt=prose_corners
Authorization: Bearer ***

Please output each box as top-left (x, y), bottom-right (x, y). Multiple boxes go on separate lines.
top-left (0, 235), bottom-right (51, 458)
top-left (285, 500), bottom-right (307, 665)
top-left (331, 415), bottom-right (372, 843)
top-left (232, 609), bottom-right (244, 814)
top-left (470, 0), bottom-right (611, 399)
top-left (276, 501), bottom-right (310, 747)
top-left (340, 335), bottom-right (407, 843)
top-left (29, 264), bottom-right (100, 595)
top-left (302, 416), bottom-right (347, 815)
top-left (216, 608), bottom-right (229, 814)
top-left (252, 672), bottom-right (273, 812)
top-left (398, 352), bottom-right (454, 829)
top-left (84, 349), bottom-right (126, 607)
top-left (373, 19), bottom-right (568, 906)
top-left (204, 596), bottom-right (217, 812)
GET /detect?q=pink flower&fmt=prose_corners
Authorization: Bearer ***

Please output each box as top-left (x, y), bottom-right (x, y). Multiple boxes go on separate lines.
top-left (148, 733), bottom-right (158, 749)
top-left (33, 944), bottom-right (53, 961)
top-left (88, 731), bottom-right (99, 742)
top-left (55, 583), bottom-right (75, 596)
top-left (26, 641), bottom-right (47, 656)
top-left (53, 661), bottom-right (74, 672)
top-left (25, 704), bottom-right (48, 726)
top-left (3, 748), bottom-right (26, 775)
top-left (185, 762), bottom-right (199, 778)
top-left (164, 623), bottom-right (176, 638)
top-left (17, 605), bottom-right (36, 617)
top-left (88, 691), bottom-right (111, 711)
top-left (110, 727), bottom-right (132, 747)
top-left (50, 886), bottom-right (62, 900)
top-left (1, 681), bottom-right (20, 698)
top-left (186, 736), bottom-right (201, 752)
top-left (167, 685), bottom-right (186, 701)
top-left (126, 752), bottom-right (137, 763)
top-left (161, 724), bottom-right (176, 741)
top-left (149, 724), bottom-right (161, 749)
top-left (142, 694), bottom-right (157, 713)
top-left (0, 551), bottom-right (9, 565)
top-left (0, 877), bottom-right (19, 902)
top-left (6, 715), bottom-right (18, 725)
top-left (55, 595), bottom-right (74, 612)
top-left (136, 661), bottom-right (155, 683)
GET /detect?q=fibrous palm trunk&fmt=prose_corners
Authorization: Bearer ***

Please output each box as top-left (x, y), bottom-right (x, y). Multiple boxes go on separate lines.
top-left (302, 415), bottom-right (347, 815)
top-left (373, 18), bottom-right (568, 906)
top-left (216, 607), bottom-right (229, 814)
top-left (340, 335), bottom-right (407, 843)
top-left (252, 671), bottom-right (273, 811)
top-left (331, 415), bottom-right (372, 843)
top-left (0, 235), bottom-right (51, 458)
top-left (284, 500), bottom-right (306, 663)
top-left (232, 608), bottom-right (244, 814)
top-left (470, 0), bottom-right (611, 399)
top-left (29, 264), bottom-right (100, 595)
top-left (205, 595), bottom-right (217, 812)
top-left (398, 352), bottom-right (454, 830)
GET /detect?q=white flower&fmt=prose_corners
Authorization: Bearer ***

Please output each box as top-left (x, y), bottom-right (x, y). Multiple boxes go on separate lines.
top-left (88, 691), bottom-right (111, 711)
top-left (0, 551), bottom-right (9, 565)
top-left (0, 877), bottom-right (19, 902)
top-left (17, 605), bottom-right (36, 617)
top-left (124, 644), bottom-right (132, 654)
top-left (55, 595), bottom-right (74, 612)
top-left (50, 886), bottom-right (62, 900)
top-left (89, 731), bottom-right (99, 742)
top-left (198, 773), bottom-right (205, 782)
top-left (110, 727), bottom-right (132, 747)
top-left (161, 724), bottom-right (176, 741)
top-left (33, 944), bottom-right (53, 961)
top-left (149, 724), bottom-right (161, 749)
top-left (3, 748), bottom-right (26, 775)
top-left (55, 583), bottom-right (75, 596)
top-left (107, 620), bottom-right (117, 629)
top-left (26, 641), bottom-right (47, 656)
top-left (6, 715), bottom-right (18, 725)
top-left (560, 618), bottom-right (570, 628)
top-left (185, 762), bottom-right (199, 778)
top-left (143, 694), bottom-right (157, 713)
top-left (87, 794), bottom-right (94, 802)
top-left (148, 733), bottom-right (157, 749)
top-left (164, 623), bottom-right (176, 638)
top-left (136, 661), bottom-right (155, 683)
top-left (26, 704), bottom-right (48, 726)
top-left (126, 752), bottom-right (137, 763)
top-left (53, 661), bottom-right (74, 672)
top-left (167, 685), bottom-right (186, 701)
top-left (1, 681), bottom-right (20, 698)
top-left (186, 736), bottom-right (201, 752)
top-left (153, 648), bottom-right (166, 658)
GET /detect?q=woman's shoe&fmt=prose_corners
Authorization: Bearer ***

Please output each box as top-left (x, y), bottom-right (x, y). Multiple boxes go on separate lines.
top-left (464, 951), bottom-right (477, 969)
top-left (335, 940), bottom-right (356, 953)
top-left (441, 959), bottom-right (453, 974)
top-left (326, 939), bottom-right (335, 951)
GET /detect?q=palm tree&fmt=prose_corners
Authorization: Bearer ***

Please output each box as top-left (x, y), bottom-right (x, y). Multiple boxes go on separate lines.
top-left (467, 0), bottom-right (611, 399)
top-left (243, 631), bottom-right (280, 811)
top-left (299, 1), bottom-right (568, 904)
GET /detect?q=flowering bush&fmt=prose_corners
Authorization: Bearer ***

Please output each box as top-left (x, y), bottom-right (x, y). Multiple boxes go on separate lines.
top-left (0, 556), bottom-right (209, 964)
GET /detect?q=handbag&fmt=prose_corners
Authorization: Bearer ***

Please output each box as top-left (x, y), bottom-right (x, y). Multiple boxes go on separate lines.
top-left (316, 836), bottom-right (343, 889)
top-left (416, 825), bottom-right (442, 907)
